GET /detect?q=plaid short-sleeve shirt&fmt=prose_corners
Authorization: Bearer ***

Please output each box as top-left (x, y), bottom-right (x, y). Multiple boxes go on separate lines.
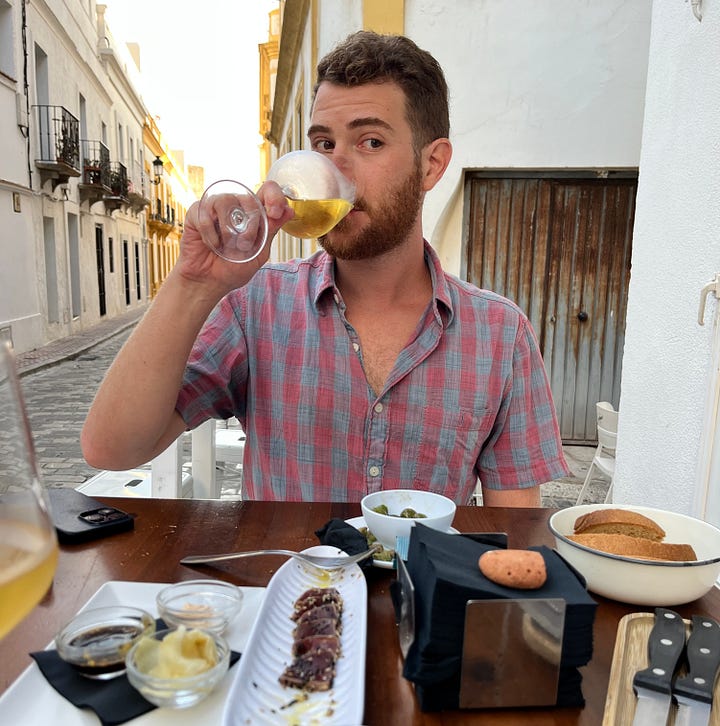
top-left (176, 243), bottom-right (569, 503)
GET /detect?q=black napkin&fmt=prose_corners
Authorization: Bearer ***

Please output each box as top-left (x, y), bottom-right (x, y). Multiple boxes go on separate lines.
top-left (315, 518), bottom-right (373, 568)
top-left (402, 524), bottom-right (596, 711)
top-left (31, 620), bottom-right (241, 726)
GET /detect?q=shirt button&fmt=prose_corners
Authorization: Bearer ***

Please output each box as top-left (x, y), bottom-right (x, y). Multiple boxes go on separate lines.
top-left (352, 342), bottom-right (360, 352)
top-left (369, 465), bottom-right (380, 477)
top-left (374, 402), bottom-right (383, 413)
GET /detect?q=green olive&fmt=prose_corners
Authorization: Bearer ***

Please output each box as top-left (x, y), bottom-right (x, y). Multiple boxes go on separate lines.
top-left (399, 507), bottom-right (427, 519)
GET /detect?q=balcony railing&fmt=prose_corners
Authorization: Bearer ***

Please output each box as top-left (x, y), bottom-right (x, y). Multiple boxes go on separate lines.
top-left (127, 161), bottom-right (151, 213)
top-left (148, 197), bottom-right (174, 238)
top-left (108, 162), bottom-right (128, 198)
top-left (77, 140), bottom-right (111, 205)
top-left (102, 162), bottom-right (130, 212)
top-left (81, 140), bottom-right (111, 187)
top-left (33, 104), bottom-right (81, 190)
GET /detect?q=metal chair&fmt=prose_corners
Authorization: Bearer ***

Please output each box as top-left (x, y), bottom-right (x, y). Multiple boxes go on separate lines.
top-left (576, 402), bottom-right (618, 505)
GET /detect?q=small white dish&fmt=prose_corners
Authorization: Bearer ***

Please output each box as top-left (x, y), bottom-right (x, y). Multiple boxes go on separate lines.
top-left (361, 489), bottom-right (457, 549)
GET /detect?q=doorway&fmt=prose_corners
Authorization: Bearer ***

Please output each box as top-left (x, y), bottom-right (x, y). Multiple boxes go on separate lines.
top-left (463, 171), bottom-right (637, 443)
top-left (95, 225), bottom-right (106, 316)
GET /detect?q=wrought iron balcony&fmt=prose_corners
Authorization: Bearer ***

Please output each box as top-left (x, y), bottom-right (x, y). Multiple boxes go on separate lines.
top-left (127, 161), bottom-right (151, 213)
top-left (78, 140), bottom-right (111, 204)
top-left (103, 162), bottom-right (130, 212)
top-left (148, 197), bottom-right (173, 237)
top-left (33, 105), bottom-right (81, 191)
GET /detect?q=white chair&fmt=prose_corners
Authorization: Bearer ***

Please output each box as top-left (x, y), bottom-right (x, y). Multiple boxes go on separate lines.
top-left (576, 402), bottom-right (618, 505)
top-left (189, 419), bottom-right (245, 499)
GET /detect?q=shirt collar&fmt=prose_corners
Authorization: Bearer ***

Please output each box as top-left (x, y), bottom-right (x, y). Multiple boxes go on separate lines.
top-left (311, 242), bottom-right (455, 326)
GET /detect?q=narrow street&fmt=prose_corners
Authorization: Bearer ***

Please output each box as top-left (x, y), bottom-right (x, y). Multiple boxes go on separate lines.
top-left (21, 328), bottom-right (135, 488)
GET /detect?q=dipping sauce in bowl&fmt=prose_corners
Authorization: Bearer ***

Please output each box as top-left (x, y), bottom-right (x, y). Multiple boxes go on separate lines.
top-left (55, 606), bottom-right (155, 679)
top-left (156, 580), bottom-right (242, 635)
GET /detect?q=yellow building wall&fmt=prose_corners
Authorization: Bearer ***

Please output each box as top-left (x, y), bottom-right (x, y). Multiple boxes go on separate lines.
top-left (363, 0), bottom-right (404, 34)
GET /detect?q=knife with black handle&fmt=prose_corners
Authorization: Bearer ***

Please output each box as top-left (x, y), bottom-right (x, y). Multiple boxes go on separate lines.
top-left (674, 614), bottom-right (720, 726)
top-left (632, 608), bottom-right (686, 726)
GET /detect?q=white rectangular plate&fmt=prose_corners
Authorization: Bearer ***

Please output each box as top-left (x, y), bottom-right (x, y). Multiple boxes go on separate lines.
top-left (222, 545), bottom-right (367, 726)
top-left (0, 580), bottom-right (265, 725)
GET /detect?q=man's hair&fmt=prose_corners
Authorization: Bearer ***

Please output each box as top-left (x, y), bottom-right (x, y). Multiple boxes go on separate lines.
top-left (314, 31), bottom-right (450, 151)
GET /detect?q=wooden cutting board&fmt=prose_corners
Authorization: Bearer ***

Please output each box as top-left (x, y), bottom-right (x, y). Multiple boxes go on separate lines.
top-left (603, 612), bottom-right (720, 725)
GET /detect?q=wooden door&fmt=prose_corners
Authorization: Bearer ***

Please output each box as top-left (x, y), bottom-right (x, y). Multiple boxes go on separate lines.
top-left (463, 172), bottom-right (636, 443)
top-left (95, 225), bottom-right (106, 317)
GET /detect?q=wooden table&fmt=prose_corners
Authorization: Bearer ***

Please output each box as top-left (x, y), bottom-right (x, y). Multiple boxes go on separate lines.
top-left (2, 499), bottom-right (719, 724)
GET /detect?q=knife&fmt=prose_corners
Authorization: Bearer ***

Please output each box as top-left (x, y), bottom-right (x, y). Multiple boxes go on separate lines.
top-left (674, 615), bottom-right (720, 726)
top-left (632, 608), bottom-right (686, 726)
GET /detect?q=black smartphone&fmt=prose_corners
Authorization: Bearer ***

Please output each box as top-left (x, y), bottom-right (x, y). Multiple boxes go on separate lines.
top-left (46, 488), bottom-right (134, 544)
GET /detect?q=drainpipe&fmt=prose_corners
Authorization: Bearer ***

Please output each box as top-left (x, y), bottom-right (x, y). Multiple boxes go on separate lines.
top-left (20, 0), bottom-right (32, 187)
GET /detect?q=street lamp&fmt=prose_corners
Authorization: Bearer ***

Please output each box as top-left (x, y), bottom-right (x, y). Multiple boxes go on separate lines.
top-left (151, 156), bottom-right (164, 185)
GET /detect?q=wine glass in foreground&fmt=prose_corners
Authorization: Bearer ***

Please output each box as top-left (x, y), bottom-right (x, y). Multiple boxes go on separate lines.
top-left (0, 341), bottom-right (58, 640)
top-left (197, 150), bottom-right (355, 263)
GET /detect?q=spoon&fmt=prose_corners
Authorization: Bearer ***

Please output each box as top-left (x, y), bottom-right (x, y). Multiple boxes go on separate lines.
top-left (180, 544), bottom-right (382, 570)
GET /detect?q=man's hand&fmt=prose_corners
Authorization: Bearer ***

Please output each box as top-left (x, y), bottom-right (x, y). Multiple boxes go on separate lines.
top-left (176, 180), bottom-right (295, 296)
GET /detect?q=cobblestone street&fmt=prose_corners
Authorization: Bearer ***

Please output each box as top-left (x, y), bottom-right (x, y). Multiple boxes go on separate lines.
top-left (21, 329), bottom-right (135, 488)
top-left (12, 318), bottom-right (607, 506)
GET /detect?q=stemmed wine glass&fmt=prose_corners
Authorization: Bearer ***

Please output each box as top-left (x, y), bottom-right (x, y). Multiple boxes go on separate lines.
top-left (197, 150), bottom-right (355, 263)
top-left (0, 341), bottom-right (58, 640)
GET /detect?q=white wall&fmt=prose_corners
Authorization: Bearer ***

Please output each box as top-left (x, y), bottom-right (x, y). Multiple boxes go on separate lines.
top-left (408, 0), bottom-right (652, 274)
top-left (0, 0), bottom-right (41, 350)
top-left (614, 1), bottom-right (720, 514)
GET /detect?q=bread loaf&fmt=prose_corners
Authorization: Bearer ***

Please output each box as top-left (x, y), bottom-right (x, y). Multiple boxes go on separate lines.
top-left (573, 508), bottom-right (665, 541)
top-left (569, 533), bottom-right (696, 562)
top-left (478, 549), bottom-right (547, 589)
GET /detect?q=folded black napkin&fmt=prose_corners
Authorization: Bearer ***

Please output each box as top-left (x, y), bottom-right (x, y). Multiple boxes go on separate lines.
top-left (31, 620), bottom-right (241, 726)
top-left (315, 518), bottom-right (373, 568)
top-left (402, 525), bottom-right (596, 711)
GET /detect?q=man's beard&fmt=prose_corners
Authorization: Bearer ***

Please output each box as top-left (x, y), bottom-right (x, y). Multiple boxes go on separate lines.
top-left (318, 162), bottom-right (424, 261)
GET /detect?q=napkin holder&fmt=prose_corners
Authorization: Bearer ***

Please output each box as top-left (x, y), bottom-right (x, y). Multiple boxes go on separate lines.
top-left (396, 557), bottom-right (565, 709)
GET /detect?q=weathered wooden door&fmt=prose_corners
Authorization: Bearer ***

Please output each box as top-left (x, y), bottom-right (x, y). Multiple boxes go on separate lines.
top-left (463, 172), bottom-right (636, 443)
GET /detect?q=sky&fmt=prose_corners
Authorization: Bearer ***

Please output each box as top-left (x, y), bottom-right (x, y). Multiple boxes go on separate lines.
top-left (103, 0), bottom-right (279, 189)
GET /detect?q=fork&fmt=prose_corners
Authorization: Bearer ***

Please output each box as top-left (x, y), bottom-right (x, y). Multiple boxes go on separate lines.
top-left (180, 543), bottom-right (382, 570)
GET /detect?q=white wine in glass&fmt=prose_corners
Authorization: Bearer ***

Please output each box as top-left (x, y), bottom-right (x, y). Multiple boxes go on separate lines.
top-left (282, 198), bottom-right (354, 239)
top-left (0, 341), bottom-right (58, 640)
top-left (267, 150), bottom-right (355, 238)
top-left (197, 150), bottom-right (355, 263)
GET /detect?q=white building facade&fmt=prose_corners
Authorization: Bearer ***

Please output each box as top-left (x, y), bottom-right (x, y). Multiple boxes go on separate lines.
top-left (0, 0), bottom-right (153, 354)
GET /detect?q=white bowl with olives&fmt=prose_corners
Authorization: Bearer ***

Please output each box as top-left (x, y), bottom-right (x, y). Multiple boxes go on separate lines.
top-left (360, 489), bottom-right (457, 549)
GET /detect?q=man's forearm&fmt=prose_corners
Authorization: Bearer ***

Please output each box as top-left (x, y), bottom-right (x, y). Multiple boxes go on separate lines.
top-left (481, 485), bottom-right (542, 508)
top-left (81, 272), bottom-right (224, 469)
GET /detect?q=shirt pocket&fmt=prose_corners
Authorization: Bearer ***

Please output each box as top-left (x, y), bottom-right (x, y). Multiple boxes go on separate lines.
top-left (408, 406), bottom-right (493, 500)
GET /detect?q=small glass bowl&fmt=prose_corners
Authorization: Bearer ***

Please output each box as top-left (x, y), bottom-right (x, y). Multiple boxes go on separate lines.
top-left (55, 606), bottom-right (155, 680)
top-left (125, 627), bottom-right (230, 709)
top-left (156, 580), bottom-right (243, 635)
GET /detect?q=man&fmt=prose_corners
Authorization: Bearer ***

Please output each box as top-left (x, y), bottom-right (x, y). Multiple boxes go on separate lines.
top-left (82, 31), bottom-right (569, 505)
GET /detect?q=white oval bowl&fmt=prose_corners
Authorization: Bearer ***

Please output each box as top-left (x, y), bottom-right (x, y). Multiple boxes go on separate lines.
top-left (549, 504), bottom-right (720, 606)
top-left (361, 489), bottom-right (456, 549)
